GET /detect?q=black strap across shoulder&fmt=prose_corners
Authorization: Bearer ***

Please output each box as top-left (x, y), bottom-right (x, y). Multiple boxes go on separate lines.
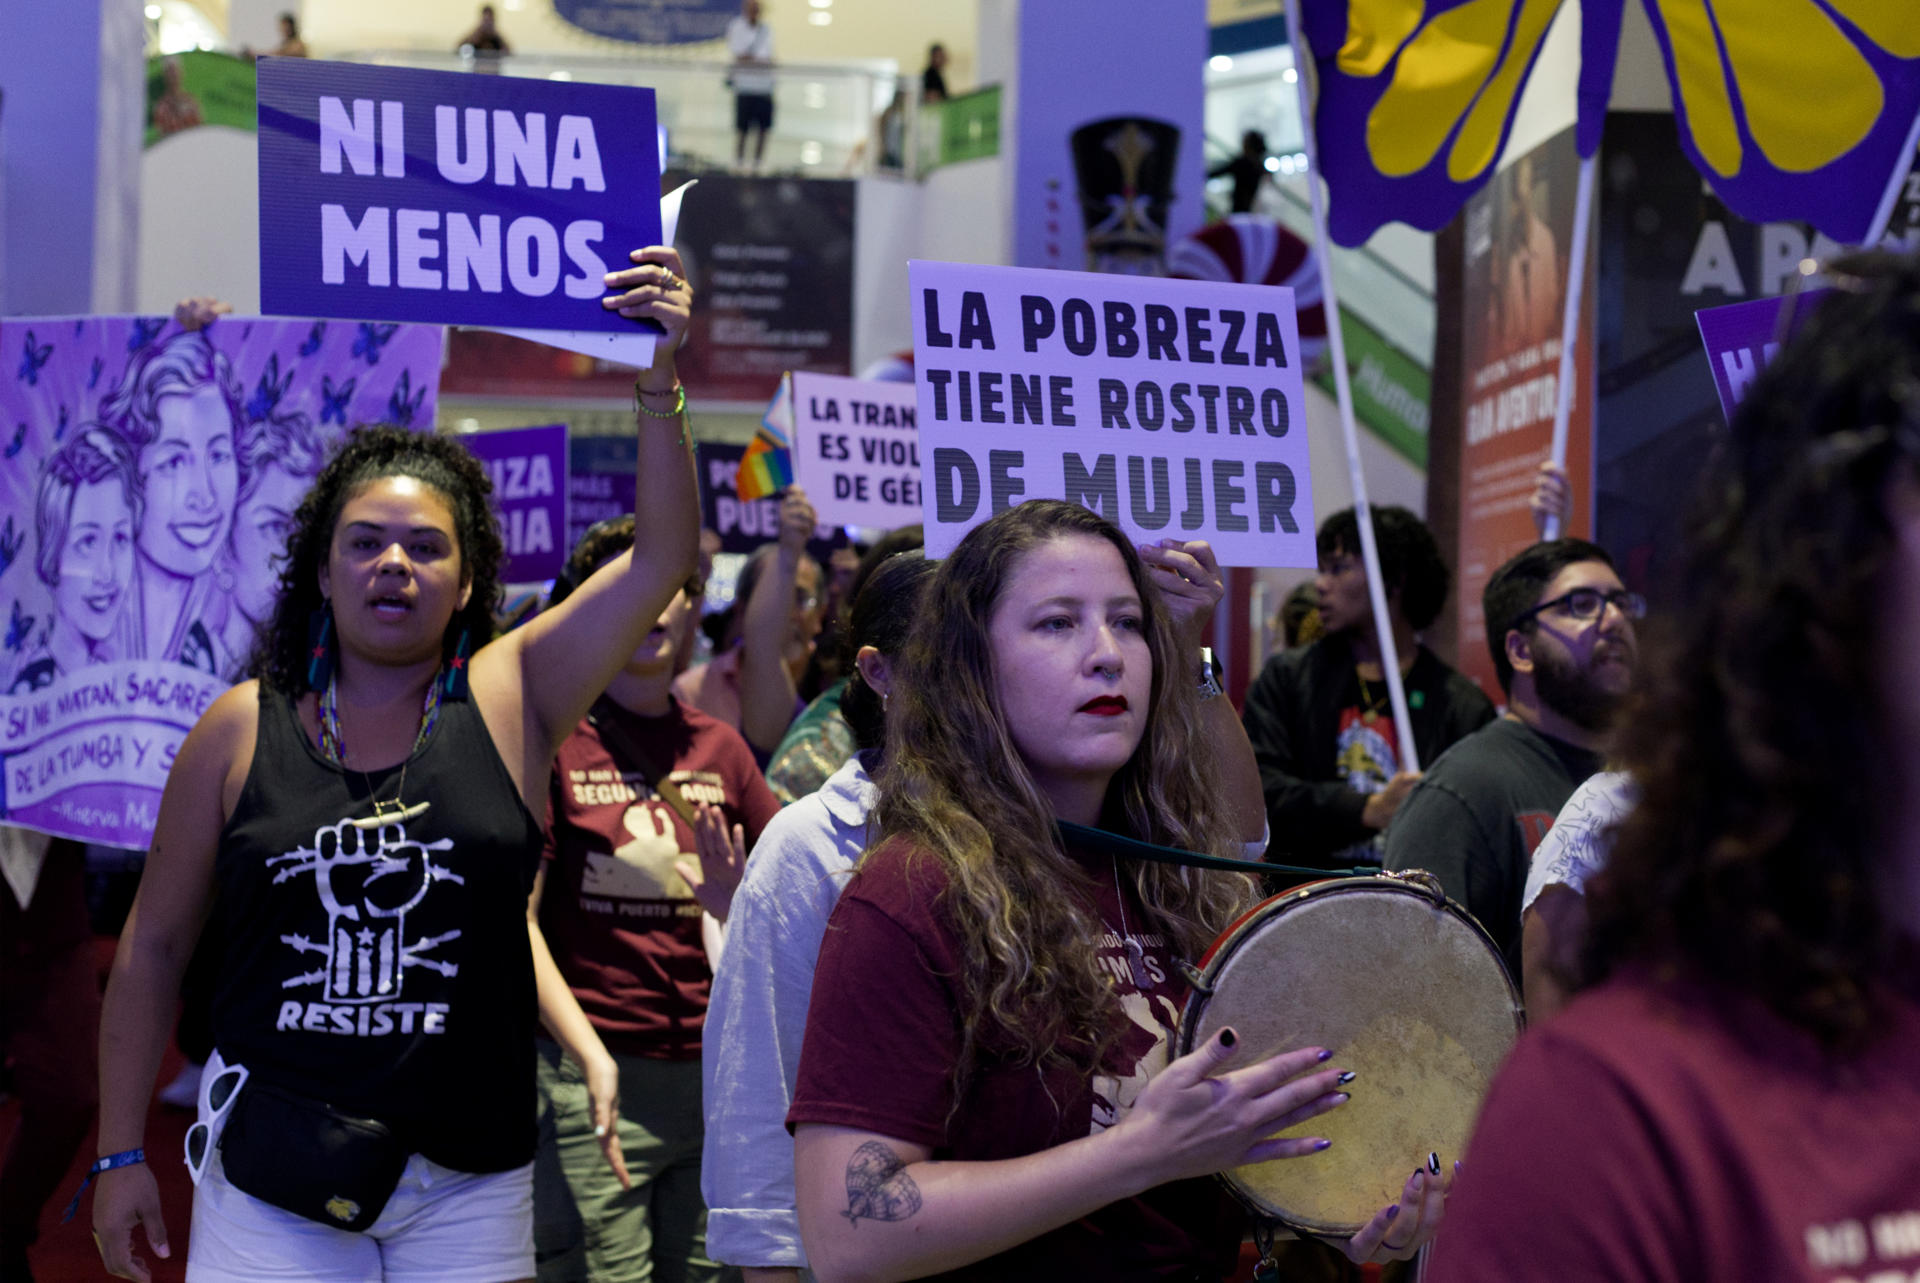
top-left (1056, 821), bottom-right (1373, 884)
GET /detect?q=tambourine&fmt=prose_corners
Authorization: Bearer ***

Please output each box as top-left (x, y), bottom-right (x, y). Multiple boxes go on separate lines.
top-left (1176, 872), bottom-right (1522, 1239)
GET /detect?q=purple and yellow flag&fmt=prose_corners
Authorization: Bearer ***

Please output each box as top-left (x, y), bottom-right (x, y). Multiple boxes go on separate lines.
top-left (1300, 0), bottom-right (1920, 247)
top-left (736, 373), bottom-right (794, 501)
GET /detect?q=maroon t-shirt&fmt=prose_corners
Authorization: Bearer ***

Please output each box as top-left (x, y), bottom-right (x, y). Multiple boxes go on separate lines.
top-left (1429, 964), bottom-right (1920, 1282)
top-left (788, 836), bottom-right (1244, 1281)
top-left (541, 698), bottom-right (779, 1059)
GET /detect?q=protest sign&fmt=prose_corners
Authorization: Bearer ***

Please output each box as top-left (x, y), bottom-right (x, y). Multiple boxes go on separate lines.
top-left (257, 59), bottom-right (661, 333)
top-left (570, 435), bottom-right (638, 553)
top-left (1694, 289), bottom-right (1831, 422)
top-left (908, 260), bottom-right (1313, 566)
top-left (789, 372), bottom-right (921, 531)
top-left (0, 314), bottom-right (443, 846)
top-left (460, 424), bottom-right (567, 582)
top-left (696, 442), bottom-right (838, 561)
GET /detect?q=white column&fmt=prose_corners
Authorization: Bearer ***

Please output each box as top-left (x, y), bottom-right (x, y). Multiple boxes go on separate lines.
top-left (0, 0), bottom-right (144, 314)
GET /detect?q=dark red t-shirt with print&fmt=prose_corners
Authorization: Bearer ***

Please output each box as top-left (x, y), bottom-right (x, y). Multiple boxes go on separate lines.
top-left (788, 836), bottom-right (1244, 1281)
top-left (1428, 964), bottom-right (1920, 1283)
top-left (541, 698), bottom-right (779, 1059)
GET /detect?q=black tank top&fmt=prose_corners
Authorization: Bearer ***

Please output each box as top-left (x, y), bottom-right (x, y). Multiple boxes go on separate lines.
top-left (210, 685), bottom-right (544, 1172)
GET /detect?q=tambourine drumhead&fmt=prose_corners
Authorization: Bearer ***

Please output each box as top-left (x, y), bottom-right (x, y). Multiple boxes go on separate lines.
top-left (1177, 875), bottom-right (1522, 1239)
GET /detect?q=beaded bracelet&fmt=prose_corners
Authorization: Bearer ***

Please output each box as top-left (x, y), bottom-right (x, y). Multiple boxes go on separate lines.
top-left (635, 382), bottom-right (686, 418)
top-left (635, 381), bottom-right (690, 447)
top-left (63, 1148), bottom-right (145, 1222)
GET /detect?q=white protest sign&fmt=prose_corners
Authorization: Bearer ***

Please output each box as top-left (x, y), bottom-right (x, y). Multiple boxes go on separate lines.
top-left (908, 260), bottom-right (1314, 566)
top-left (789, 372), bottom-right (922, 530)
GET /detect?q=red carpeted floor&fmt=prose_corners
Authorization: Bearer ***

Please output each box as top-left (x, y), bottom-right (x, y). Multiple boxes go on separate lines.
top-left (2, 938), bottom-right (195, 1283)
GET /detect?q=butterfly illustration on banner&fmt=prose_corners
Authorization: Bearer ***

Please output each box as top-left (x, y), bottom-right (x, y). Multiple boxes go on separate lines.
top-left (1297, 0), bottom-right (1920, 247)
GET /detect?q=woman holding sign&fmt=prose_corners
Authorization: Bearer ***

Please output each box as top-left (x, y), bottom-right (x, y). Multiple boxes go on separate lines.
top-left (789, 500), bottom-right (1446, 1280)
top-left (89, 246), bottom-right (696, 1283)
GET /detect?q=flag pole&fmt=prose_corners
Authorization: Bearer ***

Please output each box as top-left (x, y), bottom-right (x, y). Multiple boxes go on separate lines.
top-left (1541, 152), bottom-right (1595, 541)
top-left (1281, 0), bottom-right (1420, 771)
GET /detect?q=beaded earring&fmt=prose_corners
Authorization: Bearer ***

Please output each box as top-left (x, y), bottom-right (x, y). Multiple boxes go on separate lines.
top-left (443, 629), bottom-right (473, 701)
top-left (306, 604), bottom-right (336, 690)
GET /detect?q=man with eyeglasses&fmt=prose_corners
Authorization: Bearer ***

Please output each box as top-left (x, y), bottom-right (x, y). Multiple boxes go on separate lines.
top-left (1385, 538), bottom-right (1642, 987)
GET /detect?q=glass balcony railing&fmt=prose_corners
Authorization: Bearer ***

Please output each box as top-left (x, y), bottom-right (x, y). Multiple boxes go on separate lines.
top-left (336, 48), bottom-right (920, 178)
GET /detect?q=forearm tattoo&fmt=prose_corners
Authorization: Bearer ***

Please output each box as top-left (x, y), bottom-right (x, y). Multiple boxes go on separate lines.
top-left (841, 1140), bottom-right (923, 1227)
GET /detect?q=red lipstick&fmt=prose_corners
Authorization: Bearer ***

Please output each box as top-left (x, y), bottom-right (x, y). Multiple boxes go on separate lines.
top-left (1078, 695), bottom-right (1129, 716)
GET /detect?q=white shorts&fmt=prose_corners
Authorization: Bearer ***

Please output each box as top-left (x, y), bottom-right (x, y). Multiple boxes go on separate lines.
top-left (185, 1055), bottom-right (535, 1283)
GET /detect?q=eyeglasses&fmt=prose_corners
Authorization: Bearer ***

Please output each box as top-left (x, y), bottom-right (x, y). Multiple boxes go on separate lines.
top-left (1513, 587), bottom-right (1646, 627)
top-left (184, 1063), bottom-right (248, 1185)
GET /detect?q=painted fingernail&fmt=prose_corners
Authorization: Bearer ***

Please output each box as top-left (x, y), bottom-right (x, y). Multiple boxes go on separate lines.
top-left (1219, 1027), bottom-right (1237, 1048)
top-left (1385, 1203), bottom-right (1401, 1220)
top-left (594, 1124), bottom-right (608, 1138)
top-left (1454, 1160), bottom-right (1463, 1176)
top-left (1335, 1070), bottom-right (1356, 1085)
top-left (1314, 1139), bottom-right (1332, 1151)
top-left (1316, 1048), bottom-right (1333, 1062)
top-left (1428, 1151), bottom-right (1441, 1175)
top-left (1333, 1093), bottom-right (1350, 1105)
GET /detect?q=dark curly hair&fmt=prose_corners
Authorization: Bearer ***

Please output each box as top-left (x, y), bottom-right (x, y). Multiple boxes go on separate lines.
top-left (253, 426), bottom-right (505, 694)
top-left (1481, 537), bottom-right (1614, 695)
top-left (1586, 252), bottom-right (1920, 1052)
top-left (1315, 504), bottom-right (1450, 630)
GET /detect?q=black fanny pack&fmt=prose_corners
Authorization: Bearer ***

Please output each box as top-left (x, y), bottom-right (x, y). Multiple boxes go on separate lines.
top-left (218, 1081), bottom-right (409, 1232)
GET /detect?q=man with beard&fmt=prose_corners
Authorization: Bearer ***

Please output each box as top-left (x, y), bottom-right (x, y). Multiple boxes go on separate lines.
top-left (1384, 539), bottom-right (1640, 985)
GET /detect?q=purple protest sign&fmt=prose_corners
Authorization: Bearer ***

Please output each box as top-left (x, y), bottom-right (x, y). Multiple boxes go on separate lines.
top-left (461, 424), bottom-right (568, 583)
top-left (257, 59), bottom-right (661, 332)
top-left (1695, 289), bottom-right (1832, 421)
top-left (0, 313), bottom-right (443, 847)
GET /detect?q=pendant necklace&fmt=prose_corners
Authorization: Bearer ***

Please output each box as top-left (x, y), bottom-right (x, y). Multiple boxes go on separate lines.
top-left (318, 670), bottom-right (444, 828)
top-left (1111, 858), bottom-right (1154, 990)
top-left (1357, 668), bottom-right (1385, 726)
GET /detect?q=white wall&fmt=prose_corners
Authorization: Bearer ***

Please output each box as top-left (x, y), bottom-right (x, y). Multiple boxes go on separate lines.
top-left (851, 154), bottom-right (1009, 373)
top-left (138, 127), bottom-right (260, 312)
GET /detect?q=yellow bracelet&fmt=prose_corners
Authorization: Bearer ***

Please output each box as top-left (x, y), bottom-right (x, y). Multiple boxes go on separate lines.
top-left (635, 383), bottom-right (686, 418)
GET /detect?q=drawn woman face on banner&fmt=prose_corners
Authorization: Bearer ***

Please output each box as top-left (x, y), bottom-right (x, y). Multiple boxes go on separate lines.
top-left (56, 474), bottom-right (136, 645)
top-left (138, 383), bottom-right (239, 579)
top-left (230, 411), bottom-right (325, 626)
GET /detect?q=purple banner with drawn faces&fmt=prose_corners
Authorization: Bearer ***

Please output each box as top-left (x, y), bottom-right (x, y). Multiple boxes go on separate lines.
top-left (458, 423), bottom-right (567, 584)
top-left (0, 314), bottom-right (444, 846)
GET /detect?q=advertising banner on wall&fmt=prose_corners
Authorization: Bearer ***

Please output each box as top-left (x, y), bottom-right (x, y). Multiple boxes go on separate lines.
top-left (256, 59), bottom-right (662, 333)
top-left (146, 51), bottom-right (255, 147)
top-left (666, 173), bottom-right (855, 403)
top-left (1012, 0), bottom-right (1206, 274)
top-left (553, 0), bottom-right (735, 43)
top-left (1453, 125), bottom-right (1593, 698)
top-left (788, 372), bottom-right (920, 531)
top-left (1589, 113), bottom-right (1880, 601)
top-left (0, 314), bottom-right (442, 846)
top-left (909, 260), bottom-right (1314, 566)
top-left (459, 423), bottom-right (567, 583)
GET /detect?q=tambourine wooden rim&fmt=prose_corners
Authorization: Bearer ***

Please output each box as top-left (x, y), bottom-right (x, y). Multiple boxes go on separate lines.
top-left (1176, 871), bottom-right (1524, 1238)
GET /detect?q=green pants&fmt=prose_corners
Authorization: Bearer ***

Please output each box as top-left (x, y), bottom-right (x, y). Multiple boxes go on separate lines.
top-left (534, 1041), bottom-right (737, 1283)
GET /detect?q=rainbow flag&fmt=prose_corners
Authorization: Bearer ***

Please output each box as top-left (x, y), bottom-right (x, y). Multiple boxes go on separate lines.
top-left (736, 373), bottom-right (794, 500)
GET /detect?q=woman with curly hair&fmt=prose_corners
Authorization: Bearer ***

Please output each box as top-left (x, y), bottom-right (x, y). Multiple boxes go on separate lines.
top-left (89, 246), bottom-right (697, 1283)
top-left (1429, 254), bottom-right (1920, 1281)
top-left (789, 501), bottom-right (1446, 1281)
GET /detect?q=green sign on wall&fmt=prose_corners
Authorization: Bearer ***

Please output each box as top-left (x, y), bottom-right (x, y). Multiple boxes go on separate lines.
top-left (146, 51), bottom-right (256, 148)
top-left (1313, 311), bottom-right (1430, 468)
top-left (920, 86), bottom-right (1001, 172)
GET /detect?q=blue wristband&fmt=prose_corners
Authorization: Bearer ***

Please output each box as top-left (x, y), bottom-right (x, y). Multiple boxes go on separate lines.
top-left (62, 1148), bottom-right (145, 1223)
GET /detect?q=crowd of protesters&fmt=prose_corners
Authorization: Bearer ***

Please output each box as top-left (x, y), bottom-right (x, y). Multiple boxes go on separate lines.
top-left (3, 253), bottom-right (1918, 1283)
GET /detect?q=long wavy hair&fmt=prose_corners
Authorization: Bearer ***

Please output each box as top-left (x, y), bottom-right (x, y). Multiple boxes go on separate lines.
top-left (871, 501), bottom-right (1256, 1088)
top-left (253, 426), bottom-right (505, 694)
top-left (1587, 253), bottom-right (1920, 1051)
